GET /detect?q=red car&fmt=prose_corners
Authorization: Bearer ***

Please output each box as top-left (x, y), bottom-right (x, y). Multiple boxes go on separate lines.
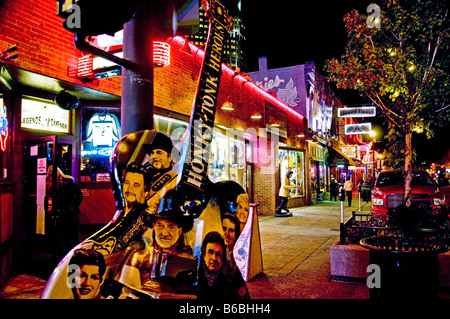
top-left (371, 169), bottom-right (447, 215)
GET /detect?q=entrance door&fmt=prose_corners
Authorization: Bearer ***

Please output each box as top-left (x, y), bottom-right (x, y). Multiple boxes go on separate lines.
top-left (23, 136), bottom-right (73, 277)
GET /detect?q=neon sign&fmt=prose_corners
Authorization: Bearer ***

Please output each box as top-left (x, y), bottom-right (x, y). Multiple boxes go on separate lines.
top-left (77, 55), bottom-right (94, 78)
top-left (86, 113), bottom-right (120, 147)
top-left (153, 42), bottom-right (170, 67)
top-left (81, 148), bottom-right (114, 157)
top-left (0, 104), bottom-right (8, 151)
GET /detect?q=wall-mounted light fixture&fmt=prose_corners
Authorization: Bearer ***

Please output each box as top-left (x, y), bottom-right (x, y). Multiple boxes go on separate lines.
top-left (221, 96), bottom-right (234, 111)
top-left (0, 44), bottom-right (18, 62)
top-left (250, 111), bottom-right (262, 120)
top-left (270, 119), bottom-right (280, 127)
top-left (55, 90), bottom-right (80, 111)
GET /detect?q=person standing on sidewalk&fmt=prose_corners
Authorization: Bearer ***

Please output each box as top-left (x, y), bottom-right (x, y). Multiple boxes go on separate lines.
top-left (344, 176), bottom-right (354, 207)
top-left (330, 178), bottom-right (338, 201)
top-left (46, 166), bottom-right (83, 261)
top-left (276, 171), bottom-right (295, 217)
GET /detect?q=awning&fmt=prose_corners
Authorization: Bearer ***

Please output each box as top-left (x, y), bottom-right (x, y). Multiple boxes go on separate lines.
top-left (1, 64), bottom-right (120, 101)
top-left (328, 147), bottom-right (356, 166)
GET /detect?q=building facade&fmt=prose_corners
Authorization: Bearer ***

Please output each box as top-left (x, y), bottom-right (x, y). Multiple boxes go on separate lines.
top-left (0, 0), bottom-right (308, 289)
top-left (247, 57), bottom-right (367, 201)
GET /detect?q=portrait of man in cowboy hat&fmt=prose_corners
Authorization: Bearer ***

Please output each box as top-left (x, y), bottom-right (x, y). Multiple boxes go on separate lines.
top-left (115, 189), bottom-right (197, 298)
top-left (142, 132), bottom-right (180, 213)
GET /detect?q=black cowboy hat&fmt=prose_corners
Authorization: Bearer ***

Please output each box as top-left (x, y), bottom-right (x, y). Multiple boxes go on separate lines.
top-left (142, 132), bottom-right (175, 155)
top-left (149, 189), bottom-right (194, 233)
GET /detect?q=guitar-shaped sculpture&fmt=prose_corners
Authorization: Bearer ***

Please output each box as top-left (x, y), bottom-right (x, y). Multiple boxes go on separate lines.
top-left (41, 0), bottom-right (251, 299)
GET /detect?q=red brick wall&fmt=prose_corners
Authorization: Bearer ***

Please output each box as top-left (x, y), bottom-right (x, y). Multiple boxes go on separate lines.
top-left (154, 37), bottom-right (307, 133)
top-left (0, 0), bottom-right (121, 96)
top-left (154, 37), bottom-right (308, 215)
top-left (0, 2), bottom-right (308, 215)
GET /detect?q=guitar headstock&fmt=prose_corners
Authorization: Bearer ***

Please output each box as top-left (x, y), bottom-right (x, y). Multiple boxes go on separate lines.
top-left (202, 0), bottom-right (231, 29)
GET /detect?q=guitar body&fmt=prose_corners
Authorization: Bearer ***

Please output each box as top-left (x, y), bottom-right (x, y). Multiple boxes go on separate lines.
top-left (41, 0), bottom-right (254, 299)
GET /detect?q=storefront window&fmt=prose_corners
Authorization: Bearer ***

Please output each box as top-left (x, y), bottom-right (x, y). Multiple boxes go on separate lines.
top-left (229, 137), bottom-right (246, 188)
top-left (209, 130), bottom-right (246, 189)
top-left (0, 96), bottom-right (10, 180)
top-left (279, 149), bottom-right (305, 198)
top-left (80, 108), bottom-right (121, 182)
top-left (80, 109), bottom-right (188, 182)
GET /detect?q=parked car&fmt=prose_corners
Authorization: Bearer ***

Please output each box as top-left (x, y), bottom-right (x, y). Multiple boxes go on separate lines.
top-left (371, 169), bottom-right (447, 215)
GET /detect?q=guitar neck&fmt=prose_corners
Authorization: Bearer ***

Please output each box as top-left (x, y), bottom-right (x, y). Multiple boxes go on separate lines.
top-left (179, 0), bottom-right (229, 198)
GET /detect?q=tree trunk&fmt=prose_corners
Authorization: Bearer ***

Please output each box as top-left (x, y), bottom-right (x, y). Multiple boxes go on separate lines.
top-left (404, 131), bottom-right (413, 207)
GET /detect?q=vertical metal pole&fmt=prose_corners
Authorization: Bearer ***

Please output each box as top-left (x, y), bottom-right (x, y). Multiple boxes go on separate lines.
top-left (121, 3), bottom-right (155, 135)
top-left (358, 189), bottom-right (361, 211)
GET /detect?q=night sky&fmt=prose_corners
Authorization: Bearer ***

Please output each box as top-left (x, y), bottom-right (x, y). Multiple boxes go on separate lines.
top-left (240, 0), bottom-right (376, 105)
top-left (240, 0), bottom-right (448, 164)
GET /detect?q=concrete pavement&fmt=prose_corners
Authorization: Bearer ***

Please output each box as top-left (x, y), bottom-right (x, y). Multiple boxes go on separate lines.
top-left (246, 196), bottom-right (370, 299)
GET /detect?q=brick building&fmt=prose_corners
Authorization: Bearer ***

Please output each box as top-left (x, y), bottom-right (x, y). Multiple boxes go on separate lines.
top-left (0, 0), bottom-right (309, 289)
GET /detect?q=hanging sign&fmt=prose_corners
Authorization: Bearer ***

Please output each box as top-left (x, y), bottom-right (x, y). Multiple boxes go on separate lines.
top-left (344, 123), bottom-right (372, 135)
top-left (338, 106), bottom-right (376, 118)
top-left (341, 146), bottom-right (357, 158)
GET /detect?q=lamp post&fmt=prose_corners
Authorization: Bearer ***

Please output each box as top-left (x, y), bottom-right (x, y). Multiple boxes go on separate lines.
top-left (370, 130), bottom-right (376, 179)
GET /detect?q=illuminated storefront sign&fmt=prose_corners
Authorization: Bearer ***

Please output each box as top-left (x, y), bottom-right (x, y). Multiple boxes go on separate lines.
top-left (337, 106), bottom-right (376, 118)
top-left (344, 123), bottom-right (372, 135)
top-left (21, 99), bottom-right (70, 133)
top-left (81, 148), bottom-right (114, 157)
top-left (0, 103), bottom-right (8, 151)
top-left (341, 146), bottom-right (357, 158)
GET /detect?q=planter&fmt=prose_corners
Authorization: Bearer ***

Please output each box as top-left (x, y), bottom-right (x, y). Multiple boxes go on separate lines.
top-left (360, 236), bottom-right (448, 300)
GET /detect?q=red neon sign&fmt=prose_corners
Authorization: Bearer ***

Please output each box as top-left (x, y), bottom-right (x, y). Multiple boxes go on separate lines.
top-left (153, 42), bottom-right (170, 67)
top-left (77, 54), bottom-right (94, 78)
top-left (0, 104), bottom-right (9, 151)
top-left (170, 36), bottom-right (305, 123)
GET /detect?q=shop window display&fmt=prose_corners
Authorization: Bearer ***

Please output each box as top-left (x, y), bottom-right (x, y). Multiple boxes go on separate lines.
top-left (80, 109), bottom-right (188, 182)
top-left (81, 108), bottom-right (122, 182)
top-left (209, 131), bottom-right (246, 189)
top-left (279, 149), bottom-right (305, 198)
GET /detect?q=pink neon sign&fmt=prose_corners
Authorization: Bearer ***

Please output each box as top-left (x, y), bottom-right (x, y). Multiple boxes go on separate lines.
top-left (0, 104), bottom-right (9, 151)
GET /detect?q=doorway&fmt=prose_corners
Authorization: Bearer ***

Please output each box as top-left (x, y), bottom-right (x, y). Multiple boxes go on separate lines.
top-left (23, 136), bottom-right (73, 278)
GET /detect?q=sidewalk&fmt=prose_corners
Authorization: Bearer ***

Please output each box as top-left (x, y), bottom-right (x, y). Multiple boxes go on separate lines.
top-left (0, 194), bottom-right (371, 300)
top-left (246, 196), bottom-right (370, 299)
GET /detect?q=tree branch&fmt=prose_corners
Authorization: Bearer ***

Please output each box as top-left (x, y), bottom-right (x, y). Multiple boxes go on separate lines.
top-left (435, 103), bottom-right (450, 113)
top-left (364, 90), bottom-right (401, 126)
